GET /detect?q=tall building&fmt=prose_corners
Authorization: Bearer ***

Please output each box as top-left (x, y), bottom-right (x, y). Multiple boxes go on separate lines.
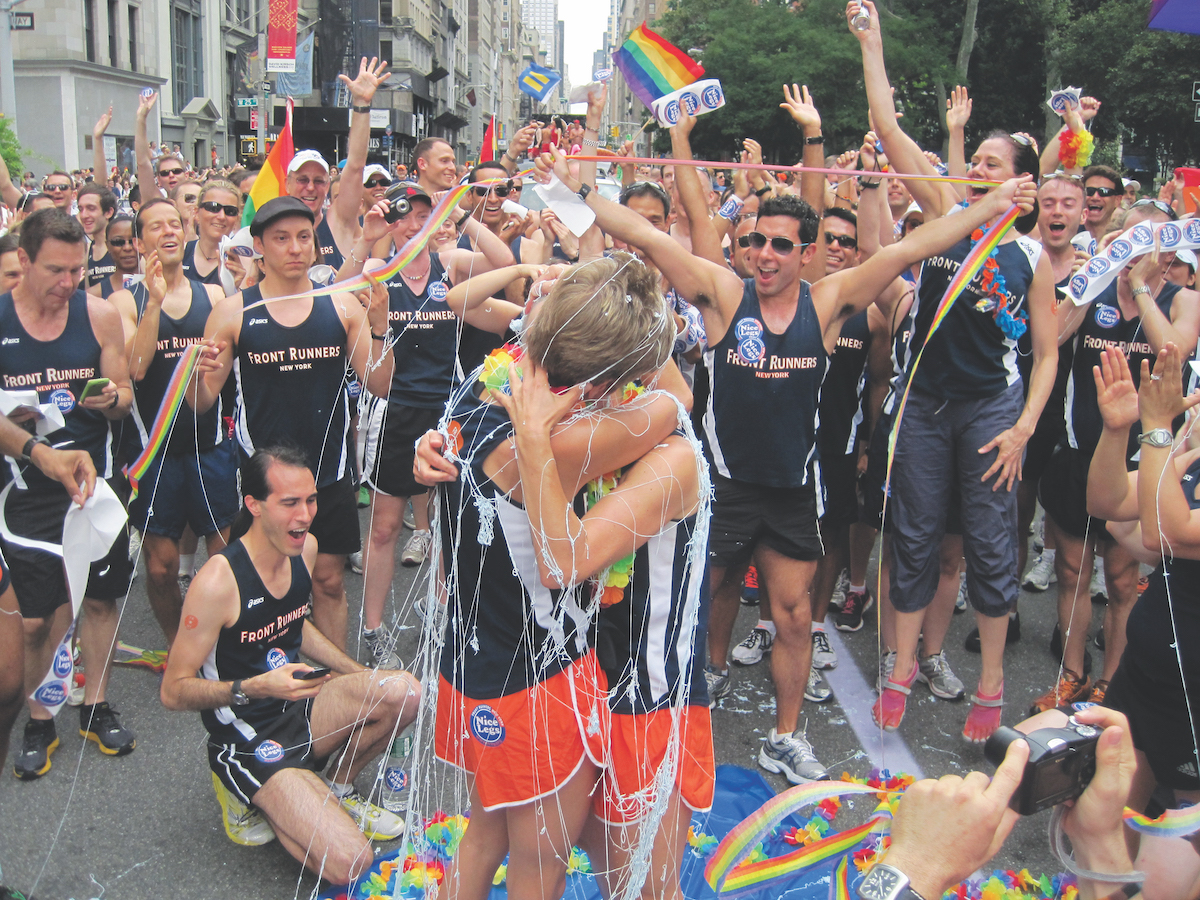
top-left (605, 0), bottom-right (657, 156)
top-left (518, 0), bottom-right (560, 105)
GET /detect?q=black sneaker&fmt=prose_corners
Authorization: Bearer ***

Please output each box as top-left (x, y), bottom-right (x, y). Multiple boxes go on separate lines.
top-left (14, 718), bottom-right (58, 780)
top-left (833, 589), bottom-right (873, 632)
top-left (964, 611), bottom-right (1021, 653)
top-left (79, 701), bottom-right (136, 756)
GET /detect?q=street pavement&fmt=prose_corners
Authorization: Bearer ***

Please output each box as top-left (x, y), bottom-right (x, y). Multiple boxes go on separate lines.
top-left (0, 510), bottom-right (1106, 899)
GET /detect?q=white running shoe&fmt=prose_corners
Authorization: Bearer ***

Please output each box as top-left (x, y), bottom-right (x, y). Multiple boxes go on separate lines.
top-left (1022, 552), bottom-right (1056, 592)
top-left (731, 627), bottom-right (773, 666)
top-left (401, 530), bottom-right (432, 567)
top-left (811, 630), bottom-right (837, 670)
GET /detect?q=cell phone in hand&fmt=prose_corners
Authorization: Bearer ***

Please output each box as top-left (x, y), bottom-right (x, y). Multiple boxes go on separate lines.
top-left (293, 666), bottom-right (332, 680)
top-left (79, 377), bottom-right (110, 401)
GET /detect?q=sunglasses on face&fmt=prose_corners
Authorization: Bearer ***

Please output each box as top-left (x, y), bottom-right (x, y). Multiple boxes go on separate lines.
top-left (107, 237), bottom-right (132, 248)
top-left (825, 232), bottom-right (857, 249)
top-left (200, 200), bottom-right (239, 216)
top-left (365, 178), bottom-right (392, 189)
top-left (472, 182), bottom-right (514, 198)
top-left (1085, 186), bottom-right (1120, 198)
top-left (43, 183), bottom-right (71, 192)
top-left (740, 231), bottom-right (805, 254)
top-left (158, 168), bottom-right (185, 178)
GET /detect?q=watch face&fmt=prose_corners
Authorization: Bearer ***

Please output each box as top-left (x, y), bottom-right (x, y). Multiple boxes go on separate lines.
top-left (860, 866), bottom-right (904, 900)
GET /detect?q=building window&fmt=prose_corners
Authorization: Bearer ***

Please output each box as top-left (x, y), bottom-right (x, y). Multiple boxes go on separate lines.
top-left (172, 0), bottom-right (203, 111)
top-left (107, 0), bottom-right (119, 66)
top-left (380, 0), bottom-right (392, 21)
top-left (380, 39), bottom-right (392, 68)
top-left (128, 6), bottom-right (138, 71)
top-left (83, 0), bottom-right (96, 62)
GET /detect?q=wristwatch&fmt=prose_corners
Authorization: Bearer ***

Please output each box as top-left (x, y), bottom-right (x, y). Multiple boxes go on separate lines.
top-left (19, 434), bottom-right (49, 464)
top-left (575, 182), bottom-right (592, 202)
top-left (857, 864), bottom-right (927, 900)
top-left (805, 134), bottom-right (825, 145)
top-left (1131, 284), bottom-right (1152, 298)
top-left (1138, 428), bottom-right (1173, 448)
top-left (230, 679), bottom-right (250, 707)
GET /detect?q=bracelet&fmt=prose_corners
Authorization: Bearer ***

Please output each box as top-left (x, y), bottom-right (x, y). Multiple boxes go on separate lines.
top-left (858, 178), bottom-right (881, 189)
top-left (1131, 284), bottom-right (1151, 298)
top-left (371, 328), bottom-right (389, 342)
top-left (805, 134), bottom-right (825, 145)
top-left (108, 390), bottom-right (119, 410)
top-left (581, 138), bottom-right (599, 148)
top-left (754, 186), bottom-right (771, 198)
top-left (352, 104), bottom-right (371, 114)
top-left (501, 152), bottom-right (515, 165)
top-left (349, 247), bottom-right (365, 265)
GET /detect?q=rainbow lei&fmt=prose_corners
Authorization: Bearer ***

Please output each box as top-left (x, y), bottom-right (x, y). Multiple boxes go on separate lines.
top-left (969, 225), bottom-right (1027, 341)
top-left (477, 343), bottom-right (524, 395)
top-left (585, 381), bottom-right (645, 608)
top-left (1058, 128), bottom-right (1094, 170)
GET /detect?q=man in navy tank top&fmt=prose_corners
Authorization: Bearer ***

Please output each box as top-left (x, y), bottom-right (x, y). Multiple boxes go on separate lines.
top-left (191, 197), bottom-right (396, 652)
top-left (161, 446), bottom-right (420, 878)
top-left (535, 144), bottom-right (1038, 783)
top-left (0, 209), bottom-right (138, 780)
top-left (110, 199), bottom-right (240, 648)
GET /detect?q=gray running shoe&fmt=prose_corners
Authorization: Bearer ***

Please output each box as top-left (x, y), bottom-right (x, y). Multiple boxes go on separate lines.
top-left (705, 665), bottom-right (731, 708)
top-left (830, 568), bottom-right (850, 610)
top-left (805, 666), bottom-right (832, 703)
top-left (955, 572), bottom-right (968, 612)
top-left (401, 530), bottom-right (432, 567)
top-left (917, 650), bottom-right (965, 700)
top-left (347, 550), bottom-right (364, 575)
top-left (363, 628), bottom-right (401, 670)
top-left (811, 630), bottom-right (837, 669)
top-left (758, 728), bottom-right (828, 783)
top-left (731, 627), bottom-right (773, 666)
top-left (876, 649), bottom-right (897, 693)
top-left (1022, 552), bottom-right (1056, 592)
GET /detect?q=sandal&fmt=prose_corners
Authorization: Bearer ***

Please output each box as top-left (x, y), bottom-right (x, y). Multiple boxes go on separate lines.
top-left (872, 664), bottom-right (917, 732)
top-left (962, 683), bottom-right (1004, 744)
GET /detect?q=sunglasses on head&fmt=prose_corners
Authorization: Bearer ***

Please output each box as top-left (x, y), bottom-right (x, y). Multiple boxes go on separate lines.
top-left (107, 237), bottom-right (132, 248)
top-left (1085, 186), bottom-right (1120, 198)
top-left (43, 183), bottom-right (71, 192)
top-left (825, 232), bottom-right (857, 249)
top-left (200, 200), bottom-right (239, 216)
top-left (158, 167), bottom-right (185, 178)
top-left (472, 182), bottom-right (514, 198)
top-left (739, 231), bottom-right (805, 254)
top-left (365, 178), bottom-right (392, 189)
top-left (1132, 198), bottom-right (1177, 219)
top-left (1010, 133), bottom-right (1033, 147)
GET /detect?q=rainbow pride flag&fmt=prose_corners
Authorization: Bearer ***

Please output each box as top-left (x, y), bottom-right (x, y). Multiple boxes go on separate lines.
top-left (242, 97), bottom-right (295, 227)
top-left (613, 22), bottom-right (704, 111)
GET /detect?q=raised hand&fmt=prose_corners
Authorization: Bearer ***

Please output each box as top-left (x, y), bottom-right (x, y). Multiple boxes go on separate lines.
top-left (94, 105), bottom-right (113, 139)
top-left (780, 83), bottom-right (821, 132)
top-left (1093, 346), bottom-right (1140, 433)
top-left (945, 85), bottom-right (972, 132)
top-left (338, 56), bottom-right (391, 106)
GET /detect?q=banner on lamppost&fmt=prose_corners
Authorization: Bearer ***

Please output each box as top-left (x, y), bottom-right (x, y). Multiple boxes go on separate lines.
top-left (267, 0), bottom-right (298, 73)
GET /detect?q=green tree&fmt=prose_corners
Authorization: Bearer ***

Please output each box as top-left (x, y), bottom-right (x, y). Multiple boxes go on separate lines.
top-left (0, 116), bottom-right (24, 183)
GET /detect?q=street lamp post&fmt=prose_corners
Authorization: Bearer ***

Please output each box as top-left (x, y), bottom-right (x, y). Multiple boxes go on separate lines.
top-left (0, 0), bottom-right (26, 139)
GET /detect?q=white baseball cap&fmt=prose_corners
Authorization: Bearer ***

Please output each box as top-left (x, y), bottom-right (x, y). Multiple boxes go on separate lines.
top-left (1175, 248), bottom-right (1197, 272)
top-left (286, 149), bottom-right (330, 175)
top-left (362, 164), bottom-right (391, 185)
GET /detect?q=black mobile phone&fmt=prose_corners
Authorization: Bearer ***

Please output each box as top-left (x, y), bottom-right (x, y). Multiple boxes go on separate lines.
top-left (293, 666), bottom-right (332, 680)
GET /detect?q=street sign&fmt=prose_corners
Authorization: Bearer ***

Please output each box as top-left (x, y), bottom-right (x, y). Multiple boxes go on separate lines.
top-left (382, 134), bottom-right (392, 150)
top-left (385, 125), bottom-right (393, 136)
top-left (249, 110), bottom-right (259, 130)
top-left (1194, 81), bottom-right (1200, 103)
top-left (1195, 103), bottom-right (1200, 123)
top-left (236, 97), bottom-right (258, 108)
top-left (11, 12), bottom-right (33, 30)
top-left (262, 81), bottom-right (271, 94)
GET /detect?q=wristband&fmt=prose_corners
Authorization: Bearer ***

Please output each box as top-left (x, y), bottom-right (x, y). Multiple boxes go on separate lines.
top-left (371, 328), bottom-right (390, 342)
top-left (859, 178), bottom-right (882, 189)
top-left (805, 134), bottom-right (825, 145)
top-left (576, 182), bottom-right (592, 202)
top-left (754, 186), bottom-right (772, 198)
top-left (352, 105), bottom-right (371, 114)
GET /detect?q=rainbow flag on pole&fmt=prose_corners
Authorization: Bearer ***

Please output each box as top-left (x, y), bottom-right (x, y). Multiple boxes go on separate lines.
top-left (613, 22), bottom-right (704, 111)
top-left (242, 97), bottom-right (295, 227)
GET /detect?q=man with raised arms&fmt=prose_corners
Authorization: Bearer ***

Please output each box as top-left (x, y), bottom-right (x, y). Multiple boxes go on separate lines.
top-left (161, 445), bottom-right (420, 876)
top-left (191, 197), bottom-right (396, 651)
top-left (534, 138), bottom-right (1036, 782)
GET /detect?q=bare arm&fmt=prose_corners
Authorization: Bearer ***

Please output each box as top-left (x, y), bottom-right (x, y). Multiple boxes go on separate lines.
top-left (135, 92), bottom-right (163, 200)
top-left (337, 287), bottom-right (394, 398)
top-left (944, 86), bottom-right (970, 192)
top-left (780, 84), bottom-right (827, 284)
top-left (668, 112), bottom-right (725, 268)
top-left (1086, 347), bottom-right (1141, 522)
top-left (0, 416), bottom-right (96, 505)
top-left (445, 263), bottom-right (541, 316)
top-left (450, 216), bottom-right (515, 278)
top-left (856, 133), bottom-right (886, 258)
top-left (190, 295), bottom-right (241, 414)
top-left (300, 619), bottom-right (366, 674)
top-left (1130, 257), bottom-right (1200, 359)
top-left (86, 298), bottom-right (134, 419)
top-left (92, 106), bottom-right (112, 193)
top-left (1137, 346), bottom-right (1200, 555)
top-left (331, 58), bottom-right (391, 235)
top-left (125, 254), bottom-right (167, 381)
top-left (0, 134), bottom-right (21, 209)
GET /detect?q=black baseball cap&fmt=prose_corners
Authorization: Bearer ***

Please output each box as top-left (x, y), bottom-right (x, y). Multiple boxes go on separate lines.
top-left (383, 182), bottom-right (432, 223)
top-left (249, 196), bottom-right (315, 237)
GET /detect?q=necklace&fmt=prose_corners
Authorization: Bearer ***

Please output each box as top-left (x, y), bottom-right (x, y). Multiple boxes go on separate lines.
top-left (197, 243), bottom-right (219, 263)
top-left (402, 266), bottom-right (430, 281)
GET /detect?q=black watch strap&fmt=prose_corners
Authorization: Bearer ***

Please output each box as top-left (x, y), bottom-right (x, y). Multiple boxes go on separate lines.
top-left (576, 182), bottom-right (592, 202)
top-left (20, 435), bottom-right (48, 463)
top-left (805, 134), bottom-right (825, 145)
top-left (352, 104), bottom-right (371, 113)
top-left (230, 679), bottom-right (250, 706)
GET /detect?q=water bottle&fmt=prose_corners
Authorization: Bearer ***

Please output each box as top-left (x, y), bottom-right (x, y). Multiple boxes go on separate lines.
top-left (380, 722), bottom-right (415, 812)
top-left (851, 2), bottom-right (870, 30)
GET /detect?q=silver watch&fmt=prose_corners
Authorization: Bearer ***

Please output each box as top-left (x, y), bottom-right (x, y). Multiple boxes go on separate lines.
top-left (857, 864), bottom-right (927, 900)
top-left (1138, 428), bottom-right (1173, 448)
top-left (230, 679), bottom-right (250, 706)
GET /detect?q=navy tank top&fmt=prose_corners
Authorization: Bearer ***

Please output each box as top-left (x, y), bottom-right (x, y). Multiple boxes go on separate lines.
top-left (437, 389), bottom-right (592, 698)
top-left (200, 539), bottom-right (311, 744)
top-left (1065, 281), bottom-right (1181, 460)
top-left (0, 290), bottom-right (113, 488)
top-left (130, 281), bottom-right (222, 456)
top-left (314, 217), bottom-right (345, 270)
top-left (702, 279), bottom-right (828, 488)
top-left (233, 287), bottom-right (351, 487)
top-left (86, 246), bottom-right (115, 288)
top-left (908, 234), bottom-right (1041, 400)
top-left (818, 308), bottom-right (870, 459)
top-left (385, 253), bottom-right (461, 409)
top-left (182, 241), bottom-right (223, 286)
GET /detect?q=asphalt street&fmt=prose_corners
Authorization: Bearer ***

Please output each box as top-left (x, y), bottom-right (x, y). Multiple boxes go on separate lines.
top-left (0, 508), bottom-right (1108, 899)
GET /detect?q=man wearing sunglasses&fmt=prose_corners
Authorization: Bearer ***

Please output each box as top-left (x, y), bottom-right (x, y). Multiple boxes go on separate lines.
top-left (361, 164), bottom-right (392, 211)
top-left (536, 144), bottom-right (1037, 785)
top-left (109, 199), bottom-right (237, 649)
top-left (1073, 164), bottom-right (1123, 253)
top-left (42, 172), bottom-right (75, 212)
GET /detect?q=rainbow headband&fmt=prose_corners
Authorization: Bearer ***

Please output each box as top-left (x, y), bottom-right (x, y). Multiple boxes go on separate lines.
top-left (122, 342), bottom-right (203, 499)
top-left (704, 780), bottom-right (889, 896)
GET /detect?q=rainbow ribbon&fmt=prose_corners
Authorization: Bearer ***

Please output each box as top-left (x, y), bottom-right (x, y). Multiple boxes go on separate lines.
top-left (831, 854), bottom-right (851, 900)
top-left (1124, 803), bottom-right (1200, 838)
top-left (883, 205), bottom-right (1022, 515)
top-left (704, 781), bottom-right (886, 896)
top-left (122, 343), bottom-right (202, 499)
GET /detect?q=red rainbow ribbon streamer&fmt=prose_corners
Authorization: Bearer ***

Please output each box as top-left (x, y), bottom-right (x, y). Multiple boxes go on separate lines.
top-left (123, 343), bottom-right (203, 499)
